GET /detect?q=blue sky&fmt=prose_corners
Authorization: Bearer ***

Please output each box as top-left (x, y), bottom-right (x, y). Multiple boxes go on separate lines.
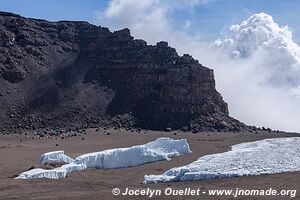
top-left (0, 0), bottom-right (299, 43)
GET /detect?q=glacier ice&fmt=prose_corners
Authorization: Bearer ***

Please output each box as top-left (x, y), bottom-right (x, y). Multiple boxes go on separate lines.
top-left (144, 137), bottom-right (300, 184)
top-left (16, 137), bottom-right (191, 179)
top-left (39, 151), bottom-right (74, 164)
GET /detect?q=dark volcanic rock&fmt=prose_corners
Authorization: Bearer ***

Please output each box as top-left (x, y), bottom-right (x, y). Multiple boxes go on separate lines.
top-left (0, 11), bottom-right (246, 134)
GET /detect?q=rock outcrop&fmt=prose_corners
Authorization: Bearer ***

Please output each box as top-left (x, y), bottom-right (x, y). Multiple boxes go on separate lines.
top-left (0, 11), bottom-right (245, 134)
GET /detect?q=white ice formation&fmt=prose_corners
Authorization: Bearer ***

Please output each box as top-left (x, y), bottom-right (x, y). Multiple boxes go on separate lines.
top-left (16, 137), bottom-right (191, 179)
top-left (145, 137), bottom-right (300, 183)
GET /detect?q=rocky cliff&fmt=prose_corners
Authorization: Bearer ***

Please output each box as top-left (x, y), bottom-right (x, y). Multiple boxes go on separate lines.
top-left (0, 11), bottom-right (245, 134)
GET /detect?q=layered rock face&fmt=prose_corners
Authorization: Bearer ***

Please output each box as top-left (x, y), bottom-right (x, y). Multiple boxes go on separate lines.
top-left (0, 11), bottom-right (245, 134)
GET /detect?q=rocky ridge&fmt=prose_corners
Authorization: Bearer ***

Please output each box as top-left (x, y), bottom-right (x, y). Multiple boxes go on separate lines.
top-left (0, 11), bottom-right (246, 135)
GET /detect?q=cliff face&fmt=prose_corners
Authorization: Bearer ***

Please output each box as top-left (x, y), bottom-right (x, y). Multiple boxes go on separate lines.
top-left (0, 11), bottom-right (244, 134)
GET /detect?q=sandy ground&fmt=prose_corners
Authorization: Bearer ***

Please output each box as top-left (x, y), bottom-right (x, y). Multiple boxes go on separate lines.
top-left (0, 129), bottom-right (299, 200)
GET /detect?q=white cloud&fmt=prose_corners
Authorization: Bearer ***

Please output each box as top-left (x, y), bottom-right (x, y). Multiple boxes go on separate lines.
top-left (94, 0), bottom-right (168, 44)
top-left (212, 13), bottom-right (300, 87)
top-left (210, 13), bottom-right (300, 132)
top-left (95, 1), bottom-right (300, 132)
top-left (94, 0), bottom-right (207, 50)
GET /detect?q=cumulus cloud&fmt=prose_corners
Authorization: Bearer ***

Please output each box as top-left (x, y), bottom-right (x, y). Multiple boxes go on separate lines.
top-left (211, 13), bottom-right (300, 132)
top-left (212, 13), bottom-right (300, 87)
top-left (95, 1), bottom-right (300, 132)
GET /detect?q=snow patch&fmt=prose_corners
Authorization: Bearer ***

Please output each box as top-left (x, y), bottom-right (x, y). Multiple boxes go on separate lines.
top-left (16, 137), bottom-right (191, 179)
top-left (144, 137), bottom-right (300, 183)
